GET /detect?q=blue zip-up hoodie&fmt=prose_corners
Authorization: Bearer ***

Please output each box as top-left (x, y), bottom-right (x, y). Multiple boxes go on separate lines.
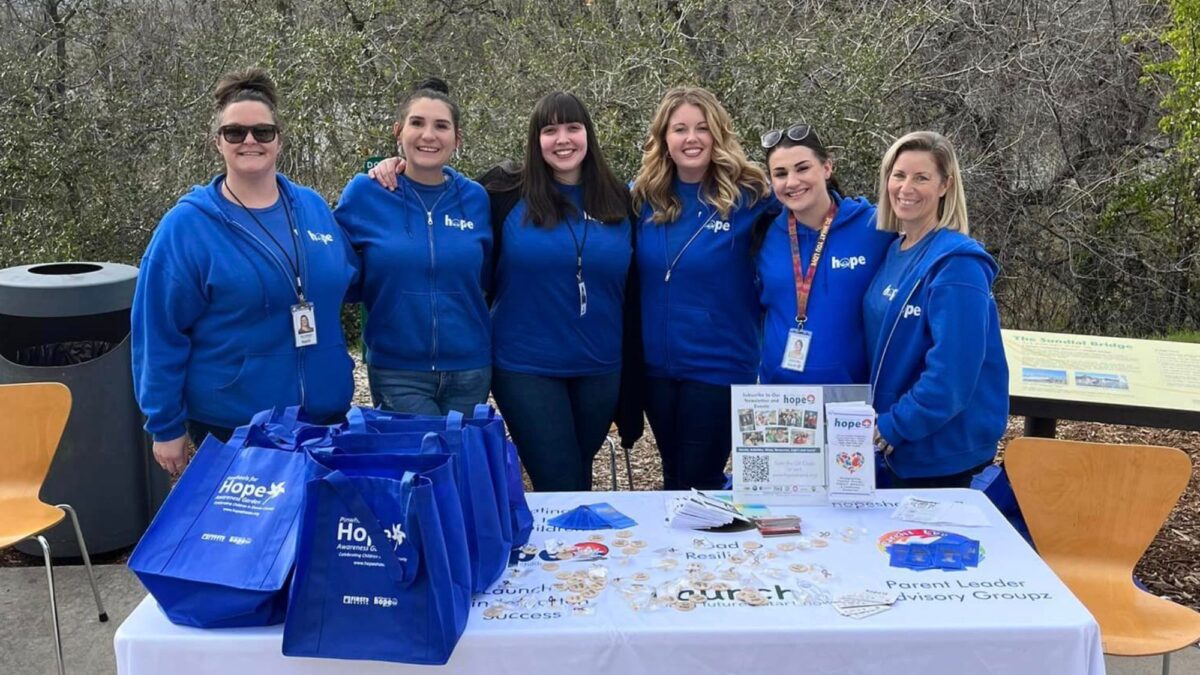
top-left (757, 193), bottom-right (894, 385)
top-left (132, 174), bottom-right (358, 441)
top-left (637, 180), bottom-right (773, 385)
top-left (867, 229), bottom-right (1009, 478)
top-left (491, 184), bottom-right (631, 376)
top-left (334, 168), bottom-right (492, 371)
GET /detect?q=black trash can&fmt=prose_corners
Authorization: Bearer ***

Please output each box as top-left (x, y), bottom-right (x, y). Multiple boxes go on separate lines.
top-left (0, 262), bottom-right (169, 558)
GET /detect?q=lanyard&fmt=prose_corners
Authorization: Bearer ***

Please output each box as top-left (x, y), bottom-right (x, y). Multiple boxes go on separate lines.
top-left (565, 216), bottom-right (590, 284)
top-left (663, 206), bottom-right (719, 282)
top-left (787, 200), bottom-right (838, 327)
top-left (226, 182), bottom-right (305, 301)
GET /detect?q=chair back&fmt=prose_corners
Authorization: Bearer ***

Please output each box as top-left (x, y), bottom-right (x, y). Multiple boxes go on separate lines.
top-left (1005, 437), bottom-right (1191, 574)
top-left (0, 382), bottom-right (72, 503)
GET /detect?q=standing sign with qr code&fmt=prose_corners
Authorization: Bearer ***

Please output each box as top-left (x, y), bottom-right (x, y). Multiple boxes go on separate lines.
top-left (731, 385), bottom-right (827, 506)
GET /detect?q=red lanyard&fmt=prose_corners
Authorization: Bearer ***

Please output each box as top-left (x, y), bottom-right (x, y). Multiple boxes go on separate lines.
top-left (787, 200), bottom-right (838, 327)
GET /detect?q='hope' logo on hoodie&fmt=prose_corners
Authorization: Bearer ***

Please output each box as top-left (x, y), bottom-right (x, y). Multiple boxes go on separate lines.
top-left (444, 214), bottom-right (475, 230)
top-left (902, 303), bottom-right (923, 319)
top-left (307, 230), bottom-right (333, 245)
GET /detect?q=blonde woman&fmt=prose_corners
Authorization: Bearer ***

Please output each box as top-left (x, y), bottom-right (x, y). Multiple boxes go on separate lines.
top-left (863, 131), bottom-right (1008, 488)
top-left (631, 86), bottom-right (775, 490)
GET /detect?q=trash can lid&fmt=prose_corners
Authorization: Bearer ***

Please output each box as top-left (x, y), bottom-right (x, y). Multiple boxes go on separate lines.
top-left (0, 262), bottom-right (139, 317)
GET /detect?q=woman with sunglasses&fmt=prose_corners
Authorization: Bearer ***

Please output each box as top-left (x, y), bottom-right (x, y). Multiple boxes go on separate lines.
top-left (630, 87), bottom-right (775, 490)
top-left (865, 131), bottom-right (1007, 488)
top-left (372, 91), bottom-right (639, 492)
top-left (754, 124), bottom-right (894, 387)
top-left (333, 78), bottom-right (492, 415)
top-left (132, 68), bottom-right (358, 475)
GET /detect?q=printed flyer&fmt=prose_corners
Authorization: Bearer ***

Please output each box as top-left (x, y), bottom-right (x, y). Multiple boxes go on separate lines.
top-left (824, 402), bottom-right (876, 499)
top-left (731, 385), bottom-right (826, 506)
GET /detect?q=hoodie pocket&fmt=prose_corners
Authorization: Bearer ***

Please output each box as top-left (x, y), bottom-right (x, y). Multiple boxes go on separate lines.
top-left (671, 304), bottom-right (728, 368)
top-left (368, 291), bottom-right (433, 363)
top-left (436, 290), bottom-right (491, 362)
top-left (303, 341), bottom-right (355, 418)
top-left (209, 351), bottom-right (301, 420)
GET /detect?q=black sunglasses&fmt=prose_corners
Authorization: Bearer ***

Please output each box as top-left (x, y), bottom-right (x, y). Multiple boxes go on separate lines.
top-left (218, 124), bottom-right (279, 144)
top-left (761, 123), bottom-right (811, 150)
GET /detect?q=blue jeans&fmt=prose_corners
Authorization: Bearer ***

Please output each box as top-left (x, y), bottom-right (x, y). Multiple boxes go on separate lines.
top-left (490, 368), bottom-right (620, 492)
top-left (643, 376), bottom-right (732, 490)
top-left (367, 365), bottom-right (492, 416)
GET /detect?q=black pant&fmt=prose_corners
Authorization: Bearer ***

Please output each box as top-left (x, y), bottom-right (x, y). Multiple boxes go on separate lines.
top-left (881, 459), bottom-right (994, 490)
top-left (491, 368), bottom-right (621, 492)
top-left (185, 419), bottom-right (235, 447)
top-left (644, 376), bottom-right (731, 491)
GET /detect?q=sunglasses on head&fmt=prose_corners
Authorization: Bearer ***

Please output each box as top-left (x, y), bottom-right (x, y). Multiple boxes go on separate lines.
top-left (218, 124), bottom-right (279, 144)
top-left (761, 123), bottom-right (811, 150)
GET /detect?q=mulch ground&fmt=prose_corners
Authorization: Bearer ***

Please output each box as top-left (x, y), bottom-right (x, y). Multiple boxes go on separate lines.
top-left (7, 366), bottom-right (1197, 613)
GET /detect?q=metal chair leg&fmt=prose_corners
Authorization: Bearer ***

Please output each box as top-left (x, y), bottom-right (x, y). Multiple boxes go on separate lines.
top-left (36, 535), bottom-right (66, 675)
top-left (57, 504), bottom-right (108, 621)
top-left (606, 436), bottom-right (618, 491)
top-left (623, 443), bottom-right (634, 491)
top-left (1162, 650), bottom-right (1171, 675)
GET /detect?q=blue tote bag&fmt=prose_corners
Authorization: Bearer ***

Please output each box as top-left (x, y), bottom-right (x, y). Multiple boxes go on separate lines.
top-left (128, 435), bottom-right (321, 627)
top-left (309, 448), bottom-right (471, 631)
top-left (347, 405), bottom-right (533, 547)
top-left (228, 406), bottom-right (349, 451)
top-left (283, 470), bottom-right (464, 665)
top-left (310, 429), bottom-right (508, 592)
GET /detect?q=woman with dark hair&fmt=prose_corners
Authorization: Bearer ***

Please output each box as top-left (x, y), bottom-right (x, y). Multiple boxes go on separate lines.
top-left (483, 92), bottom-right (635, 492)
top-left (755, 124), bottom-right (894, 386)
top-left (334, 78), bottom-right (492, 415)
top-left (132, 68), bottom-right (358, 474)
top-left (371, 91), bottom-right (640, 492)
top-left (630, 87), bottom-right (775, 491)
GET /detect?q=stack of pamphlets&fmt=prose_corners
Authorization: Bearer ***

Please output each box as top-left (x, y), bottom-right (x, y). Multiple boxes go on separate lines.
top-left (887, 533), bottom-right (981, 571)
top-left (665, 490), bottom-right (753, 529)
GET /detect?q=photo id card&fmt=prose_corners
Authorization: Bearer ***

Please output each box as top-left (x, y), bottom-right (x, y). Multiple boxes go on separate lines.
top-left (781, 328), bottom-right (813, 372)
top-left (291, 302), bottom-right (318, 348)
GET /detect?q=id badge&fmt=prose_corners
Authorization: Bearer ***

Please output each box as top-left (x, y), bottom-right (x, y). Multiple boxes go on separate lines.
top-left (291, 302), bottom-right (318, 348)
top-left (780, 328), bottom-right (812, 372)
top-left (578, 280), bottom-right (588, 317)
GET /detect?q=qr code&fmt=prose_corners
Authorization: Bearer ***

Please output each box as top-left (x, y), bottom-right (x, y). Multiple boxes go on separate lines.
top-left (741, 455), bottom-right (770, 483)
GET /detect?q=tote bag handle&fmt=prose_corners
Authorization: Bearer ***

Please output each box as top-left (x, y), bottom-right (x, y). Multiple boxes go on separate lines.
top-left (325, 470), bottom-right (421, 588)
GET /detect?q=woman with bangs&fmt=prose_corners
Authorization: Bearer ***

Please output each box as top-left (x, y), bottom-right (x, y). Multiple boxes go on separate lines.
top-left (373, 91), bottom-right (640, 492)
top-left (630, 87), bottom-right (777, 491)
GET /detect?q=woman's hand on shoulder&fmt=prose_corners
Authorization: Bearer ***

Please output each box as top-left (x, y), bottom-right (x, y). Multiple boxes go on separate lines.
top-left (367, 157), bottom-right (407, 191)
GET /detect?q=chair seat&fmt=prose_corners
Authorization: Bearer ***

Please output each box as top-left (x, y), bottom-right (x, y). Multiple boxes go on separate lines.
top-left (0, 499), bottom-right (64, 549)
top-left (1066, 571), bottom-right (1200, 655)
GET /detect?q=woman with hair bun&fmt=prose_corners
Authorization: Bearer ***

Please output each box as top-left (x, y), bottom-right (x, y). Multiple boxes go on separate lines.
top-left (865, 130), bottom-right (1008, 488)
top-left (132, 68), bottom-right (359, 474)
top-left (335, 77), bottom-right (493, 415)
top-left (630, 87), bottom-right (776, 491)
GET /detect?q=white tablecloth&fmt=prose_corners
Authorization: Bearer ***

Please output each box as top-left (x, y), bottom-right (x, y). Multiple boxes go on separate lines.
top-left (114, 488), bottom-right (1104, 675)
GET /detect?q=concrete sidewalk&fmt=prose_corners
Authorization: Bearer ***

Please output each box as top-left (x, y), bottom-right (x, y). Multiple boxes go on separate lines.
top-left (1, 564), bottom-right (1196, 674)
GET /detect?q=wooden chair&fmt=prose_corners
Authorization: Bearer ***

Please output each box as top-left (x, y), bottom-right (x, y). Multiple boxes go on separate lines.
top-left (1006, 437), bottom-right (1200, 675)
top-left (0, 382), bottom-right (107, 675)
